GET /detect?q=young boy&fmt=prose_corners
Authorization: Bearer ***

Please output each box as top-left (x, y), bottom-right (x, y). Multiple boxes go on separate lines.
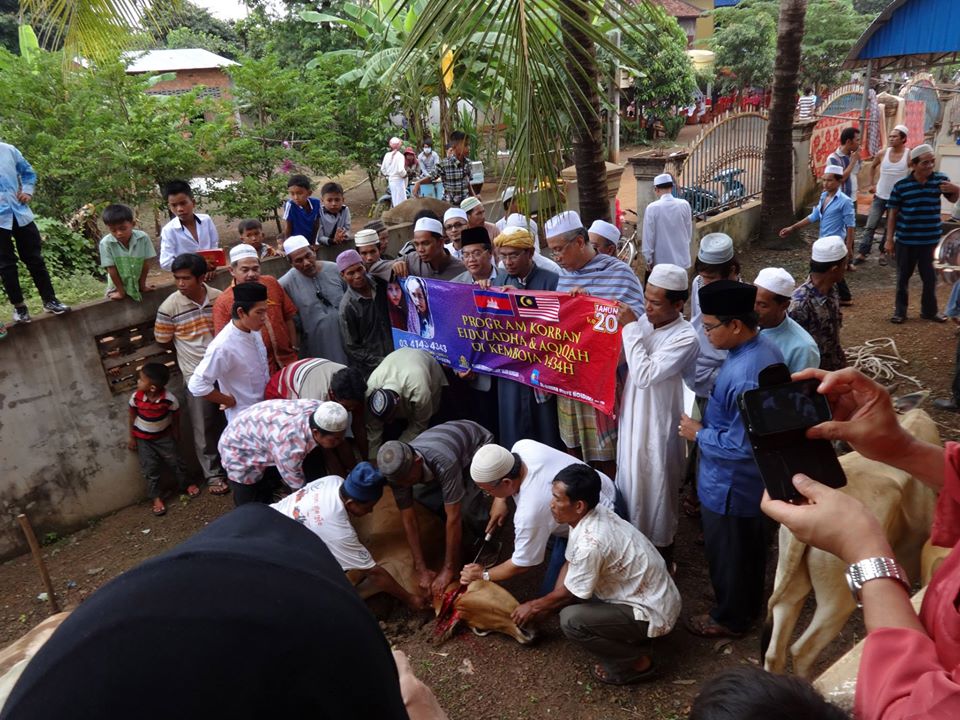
top-left (317, 182), bottom-right (351, 246)
top-left (282, 175), bottom-right (321, 243)
top-left (158, 180), bottom-right (220, 271)
top-left (238, 219), bottom-right (278, 258)
top-left (128, 362), bottom-right (199, 516)
top-left (99, 203), bottom-right (155, 302)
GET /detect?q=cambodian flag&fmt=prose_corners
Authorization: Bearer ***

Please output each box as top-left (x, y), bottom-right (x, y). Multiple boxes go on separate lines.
top-left (473, 290), bottom-right (515, 316)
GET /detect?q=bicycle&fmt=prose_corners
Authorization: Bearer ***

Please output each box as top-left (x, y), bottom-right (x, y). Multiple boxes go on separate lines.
top-left (618, 208), bottom-right (643, 273)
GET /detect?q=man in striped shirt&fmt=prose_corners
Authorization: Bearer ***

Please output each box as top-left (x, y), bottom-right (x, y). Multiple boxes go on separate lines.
top-left (154, 253), bottom-right (229, 495)
top-left (885, 144), bottom-right (960, 323)
top-left (545, 210), bottom-right (645, 478)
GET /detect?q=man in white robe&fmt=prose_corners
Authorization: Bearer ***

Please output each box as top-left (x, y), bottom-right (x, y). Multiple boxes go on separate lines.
top-left (615, 264), bottom-right (698, 564)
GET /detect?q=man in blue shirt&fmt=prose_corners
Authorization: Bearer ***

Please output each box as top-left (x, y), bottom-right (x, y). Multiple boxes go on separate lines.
top-left (0, 142), bottom-right (70, 326)
top-left (679, 280), bottom-right (783, 638)
top-left (884, 144), bottom-right (960, 324)
top-left (779, 164), bottom-right (855, 306)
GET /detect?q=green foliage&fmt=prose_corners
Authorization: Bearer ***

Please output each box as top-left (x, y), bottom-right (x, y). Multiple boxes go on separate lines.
top-left (0, 0), bottom-right (16, 53)
top-left (237, 0), bottom-right (357, 66)
top-left (16, 217), bottom-right (105, 311)
top-left (165, 26), bottom-right (241, 59)
top-left (801, 0), bottom-right (872, 89)
top-left (148, 0), bottom-right (239, 48)
top-left (852, 0), bottom-right (887, 15)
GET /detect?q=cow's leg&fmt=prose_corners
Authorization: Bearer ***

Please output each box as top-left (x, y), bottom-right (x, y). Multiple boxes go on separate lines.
top-left (763, 562), bottom-right (811, 674)
top-left (789, 552), bottom-right (856, 678)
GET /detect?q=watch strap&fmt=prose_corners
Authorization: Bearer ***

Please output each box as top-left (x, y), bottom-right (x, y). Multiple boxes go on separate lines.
top-left (845, 556), bottom-right (909, 608)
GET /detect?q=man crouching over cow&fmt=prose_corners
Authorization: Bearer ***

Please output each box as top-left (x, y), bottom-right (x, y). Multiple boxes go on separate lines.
top-left (511, 465), bottom-right (681, 685)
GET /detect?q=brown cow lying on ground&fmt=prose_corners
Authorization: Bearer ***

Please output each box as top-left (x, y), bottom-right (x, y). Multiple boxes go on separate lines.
top-left (763, 408), bottom-right (939, 677)
top-left (433, 580), bottom-right (536, 645)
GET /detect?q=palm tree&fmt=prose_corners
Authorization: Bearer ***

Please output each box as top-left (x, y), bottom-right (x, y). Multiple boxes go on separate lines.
top-left (390, 0), bottom-right (664, 224)
top-left (758, 0), bottom-right (809, 246)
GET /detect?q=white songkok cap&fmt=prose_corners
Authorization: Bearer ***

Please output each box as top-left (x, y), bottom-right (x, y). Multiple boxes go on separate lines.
top-left (443, 208), bottom-right (468, 223)
top-left (229, 244), bottom-right (259, 264)
top-left (283, 235), bottom-right (310, 255)
top-left (506, 213), bottom-right (538, 237)
top-left (460, 196), bottom-right (482, 213)
top-left (312, 401), bottom-right (349, 433)
top-left (893, 124), bottom-right (908, 136)
top-left (697, 233), bottom-right (734, 264)
top-left (544, 210), bottom-right (583, 239)
top-left (588, 219), bottom-right (620, 245)
top-left (501, 186), bottom-right (516, 203)
top-left (354, 229), bottom-right (380, 247)
top-left (470, 444), bottom-right (516, 485)
top-left (647, 263), bottom-right (688, 292)
top-left (823, 164), bottom-right (845, 176)
top-left (910, 144), bottom-right (934, 161)
top-left (753, 267), bottom-right (796, 298)
top-left (414, 217), bottom-right (443, 235)
top-left (811, 235), bottom-right (848, 263)
top-left (654, 173), bottom-right (674, 187)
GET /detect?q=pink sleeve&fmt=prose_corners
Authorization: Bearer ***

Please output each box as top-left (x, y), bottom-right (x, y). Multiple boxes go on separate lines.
top-left (856, 629), bottom-right (960, 720)
top-left (932, 442), bottom-right (960, 548)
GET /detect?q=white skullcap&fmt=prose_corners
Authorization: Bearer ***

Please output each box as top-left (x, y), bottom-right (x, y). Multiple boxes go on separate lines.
top-left (506, 213), bottom-right (538, 237)
top-left (354, 229), bottom-right (379, 247)
top-left (654, 173), bottom-right (674, 186)
top-left (283, 235), bottom-right (311, 255)
top-left (544, 211), bottom-right (583, 238)
top-left (823, 164), bottom-right (845, 176)
top-left (893, 124), bottom-right (908, 136)
top-left (470, 444), bottom-right (516, 485)
top-left (460, 196), bottom-right (482, 213)
top-left (698, 233), bottom-right (734, 264)
top-left (753, 267), bottom-right (796, 298)
top-left (443, 208), bottom-right (468, 223)
top-left (910, 144), bottom-right (934, 160)
top-left (811, 236), bottom-right (848, 263)
top-left (414, 217), bottom-right (443, 235)
top-left (229, 243), bottom-right (259, 264)
top-left (588, 219), bottom-right (620, 244)
top-left (389, 137), bottom-right (402, 148)
top-left (312, 401), bottom-right (349, 433)
top-left (501, 186), bottom-right (516, 203)
top-left (647, 263), bottom-right (689, 292)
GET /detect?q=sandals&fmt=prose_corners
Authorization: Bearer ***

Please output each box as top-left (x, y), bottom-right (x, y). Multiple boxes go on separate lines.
top-left (685, 613), bottom-right (744, 639)
top-left (591, 659), bottom-right (658, 686)
top-left (151, 499), bottom-right (167, 516)
top-left (209, 482), bottom-right (230, 496)
top-left (185, 484), bottom-right (201, 498)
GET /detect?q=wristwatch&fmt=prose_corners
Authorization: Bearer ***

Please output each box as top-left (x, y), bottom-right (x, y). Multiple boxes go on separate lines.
top-left (481, 570), bottom-right (490, 582)
top-left (845, 557), bottom-right (909, 608)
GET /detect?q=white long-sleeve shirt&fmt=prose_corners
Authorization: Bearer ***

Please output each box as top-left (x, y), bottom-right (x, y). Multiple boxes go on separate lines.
top-left (187, 321), bottom-right (269, 423)
top-left (379, 150), bottom-right (407, 181)
top-left (642, 193), bottom-right (692, 269)
top-left (158, 213), bottom-right (219, 270)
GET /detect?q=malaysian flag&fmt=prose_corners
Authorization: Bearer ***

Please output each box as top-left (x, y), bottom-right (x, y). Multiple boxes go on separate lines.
top-left (516, 293), bottom-right (560, 322)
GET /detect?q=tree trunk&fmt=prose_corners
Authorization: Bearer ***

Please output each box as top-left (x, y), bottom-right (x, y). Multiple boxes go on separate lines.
top-left (758, 0), bottom-right (808, 247)
top-left (560, 2), bottom-right (610, 224)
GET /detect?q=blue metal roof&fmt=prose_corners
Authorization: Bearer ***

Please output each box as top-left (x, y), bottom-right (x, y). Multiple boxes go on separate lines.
top-left (713, 0), bottom-right (741, 6)
top-left (844, 0), bottom-right (960, 69)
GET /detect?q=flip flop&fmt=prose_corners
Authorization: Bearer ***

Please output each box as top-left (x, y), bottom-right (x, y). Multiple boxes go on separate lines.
top-left (209, 482), bottom-right (230, 496)
top-left (591, 660), bottom-right (658, 686)
top-left (186, 484), bottom-right (201, 498)
top-left (685, 613), bottom-right (743, 639)
top-left (151, 500), bottom-right (167, 517)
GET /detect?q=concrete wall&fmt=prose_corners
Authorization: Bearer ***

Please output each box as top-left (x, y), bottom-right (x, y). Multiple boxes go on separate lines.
top-left (693, 199), bottom-right (762, 253)
top-left (0, 258), bottom-right (288, 560)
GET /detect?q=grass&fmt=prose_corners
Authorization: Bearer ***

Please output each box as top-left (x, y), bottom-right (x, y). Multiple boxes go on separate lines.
top-left (15, 272), bottom-right (106, 317)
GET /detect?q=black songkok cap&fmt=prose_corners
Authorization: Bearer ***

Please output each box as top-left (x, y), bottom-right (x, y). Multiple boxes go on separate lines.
top-left (698, 279), bottom-right (756, 316)
top-left (233, 281), bottom-right (267, 303)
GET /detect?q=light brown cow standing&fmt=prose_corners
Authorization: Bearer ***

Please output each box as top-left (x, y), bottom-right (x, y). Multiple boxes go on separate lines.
top-left (763, 409), bottom-right (940, 677)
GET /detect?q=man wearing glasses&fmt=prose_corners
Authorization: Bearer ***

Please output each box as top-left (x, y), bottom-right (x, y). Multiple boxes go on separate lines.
top-left (279, 235), bottom-right (348, 363)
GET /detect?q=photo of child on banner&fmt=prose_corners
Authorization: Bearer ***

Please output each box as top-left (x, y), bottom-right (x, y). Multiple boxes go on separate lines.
top-left (391, 278), bottom-right (622, 413)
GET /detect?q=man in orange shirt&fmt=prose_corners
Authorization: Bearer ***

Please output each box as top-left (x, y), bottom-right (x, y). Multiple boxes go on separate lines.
top-left (213, 244), bottom-right (298, 373)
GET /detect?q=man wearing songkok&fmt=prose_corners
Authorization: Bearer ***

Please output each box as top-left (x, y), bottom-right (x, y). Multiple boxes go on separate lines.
top-left (546, 210), bottom-right (645, 475)
top-left (188, 281), bottom-right (270, 424)
top-left (588, 219), bottom-right (621, 258)
top-left (789, 236), bottom-right (848, 371)
top-left (679, 281), bottom-right (783, 638)
top-left (460, 441), bottom-right (617, 594)
top-left (336, 248), bottom-right (393, 378)
top-left (452, 227), bottom-right (497, 285)
top-left (219, 399), bottom-right (349, 505)
top-left (353, 228), bottom-right (382, 269)
top-left (493, 227), bottom-right (563, 449)
top-left (363, 219), bottom-right (392, 260)
top-left (885, 143), bottom-right (959, 323)
top-left (271, 462), bottom-right (427, 609)
top-left (442, 207), bottom-right (468, 258)
top-left (377, 420), bottom-right (494, 596)
top-left (386, 215), bottom-right (466, 281)
top-left (461, 195), bottom-right (500, 243)
top-left (754, 267), bottom-right (820, 374)
top-left (510, 465), bottom-right (681, 686)
top-left (642, 173), bottom-right (693, 270)
top-left (380, 136), bottom-right (408, 208)
top-left (495, 186), bottom-right (519, 231)
top-left (365, 347), bottom-right (447, 460)
top-left (278, 235), bottom-right (348, 363)
top-left (212, 243), bottom-right (298, 373)
top-left (617, 264), bottom-right (698, 564)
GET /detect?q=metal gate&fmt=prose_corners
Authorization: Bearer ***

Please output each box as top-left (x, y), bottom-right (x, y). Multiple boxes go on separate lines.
top-left (676, 110), bottom-right (768, 219)
top-left (809, 83), bottom-right (867, 177)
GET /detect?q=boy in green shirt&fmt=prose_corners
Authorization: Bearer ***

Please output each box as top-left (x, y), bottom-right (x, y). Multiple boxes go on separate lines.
top-left (99, 203), bottom-right (156, 301)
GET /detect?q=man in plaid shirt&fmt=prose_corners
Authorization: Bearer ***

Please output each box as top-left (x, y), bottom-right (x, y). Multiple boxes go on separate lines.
top-left (412, 131), bottom-right (476, 205)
